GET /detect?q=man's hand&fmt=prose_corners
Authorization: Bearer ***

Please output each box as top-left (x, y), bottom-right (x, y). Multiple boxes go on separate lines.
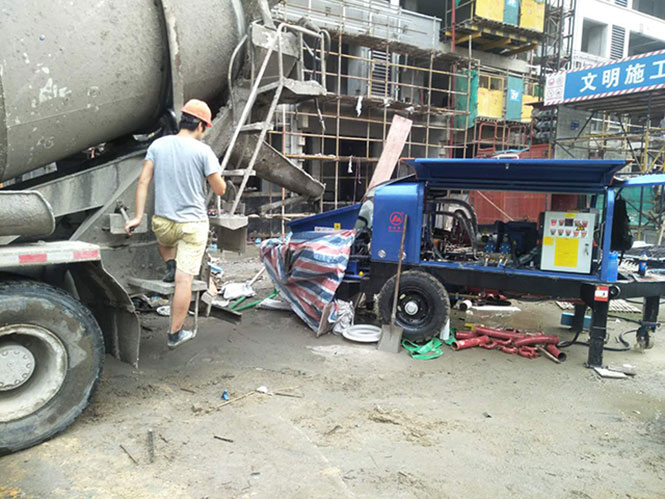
top-left (124, 217), bottom-right (142, 236)
top-left (125, 159), bottom-right (154, 236)
top-left (207, 172), bottom-right (226, 196)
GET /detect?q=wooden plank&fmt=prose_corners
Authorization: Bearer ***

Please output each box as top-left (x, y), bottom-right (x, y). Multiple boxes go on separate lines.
top-left (367, 115), bottom-right (413, 193)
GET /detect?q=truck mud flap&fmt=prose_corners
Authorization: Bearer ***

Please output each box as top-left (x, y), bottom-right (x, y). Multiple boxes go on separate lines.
top-left (69, 261), bottom-right (141, 367)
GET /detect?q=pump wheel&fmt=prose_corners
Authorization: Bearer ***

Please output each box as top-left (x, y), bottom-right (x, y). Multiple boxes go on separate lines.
top-left (0, 281), bottom-right (104, 455)
top-left (377, 270), bottom-right (450, 342)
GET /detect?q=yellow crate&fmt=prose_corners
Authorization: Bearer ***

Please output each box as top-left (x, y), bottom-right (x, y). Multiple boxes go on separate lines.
top-left (475, 0), bottom-right (504, 23)
top-left (477, 74), bottom-right (504, 119)
top-left (478, 88), bottom-right (504, 118)
top-left (520, 0), bottom-right (545, 32)
top-left (522, 94), bottom-right (538, 122)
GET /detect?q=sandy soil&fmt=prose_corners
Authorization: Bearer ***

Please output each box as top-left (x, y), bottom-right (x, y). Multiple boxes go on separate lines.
top-left (1, 254), bottom-right (664, 498)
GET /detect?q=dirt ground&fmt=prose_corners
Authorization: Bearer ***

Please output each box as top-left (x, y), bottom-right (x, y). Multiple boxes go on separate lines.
top-left (1, 253), bottom-right (665, 498)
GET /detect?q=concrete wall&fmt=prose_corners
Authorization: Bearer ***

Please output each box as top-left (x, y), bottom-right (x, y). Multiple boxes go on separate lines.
top-left (632, 0), bottom-right (665, 21)
top-left (347, 45), bottom-right (367, 97)
top-left (554, 107), bottom-right (593, 159)
top-left (440, 41), bottom-right (531, 74)
top-left (574, 0), bottom-right (665, 61)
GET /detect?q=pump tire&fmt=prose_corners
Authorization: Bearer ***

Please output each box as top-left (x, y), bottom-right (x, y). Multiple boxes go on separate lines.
top-left (0, 280), bottom-right (104, 455)
top-left (377, 270), bottom-right (450, 343)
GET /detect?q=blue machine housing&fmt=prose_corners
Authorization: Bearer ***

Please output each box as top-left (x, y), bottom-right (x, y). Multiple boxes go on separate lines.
top-left (288, 203), bottom-right (361, 233)
top-left (288, 158), bottom-right (665, 367)
top-left (401, 158), bottom-right (628, 283)
top-left (371, 182), bottom-right (424, 265)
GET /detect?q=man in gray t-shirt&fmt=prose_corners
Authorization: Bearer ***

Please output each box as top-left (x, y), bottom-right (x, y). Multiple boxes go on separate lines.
top-left (125, 99), bottom-right (226, 349)
top-left (147, 134), bottom-right (220, 223)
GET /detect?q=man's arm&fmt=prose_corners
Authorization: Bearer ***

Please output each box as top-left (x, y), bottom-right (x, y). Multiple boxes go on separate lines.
top-left (207, 172), bottom-right (226, 196)
top-left (124, 159), bottom-right (154, 235)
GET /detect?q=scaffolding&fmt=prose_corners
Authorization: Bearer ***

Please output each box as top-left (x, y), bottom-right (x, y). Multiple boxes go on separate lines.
top-left (246, 0), bottom-right (546, 236)
top-left (263, 0), bottom-right (473, 220)
top-left (549, 108), bottom-right (665, 241)
top-left (527, 0), bottom-right (575, 155)
top-left (554, 113), bottom-right (665, 171)
top-left (539, 0), bottom-right (576, 80)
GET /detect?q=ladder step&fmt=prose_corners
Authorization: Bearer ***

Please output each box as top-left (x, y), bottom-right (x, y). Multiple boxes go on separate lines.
top-left (128, 277), bottom-right (208, 296)
top-left (257, 81), bottom-right (280, 94)
top-left (279, 79), bottom-right (327, 103)
top-left (208, 214), bottom-right (248, 230)
top-left (239, 122), bottom-right (273, 133)
top-left (223, 169), bottom-right (256, 177)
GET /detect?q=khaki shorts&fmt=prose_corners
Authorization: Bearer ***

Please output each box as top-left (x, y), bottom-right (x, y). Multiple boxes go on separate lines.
top-left (151, 215), bottom-right (209, 276)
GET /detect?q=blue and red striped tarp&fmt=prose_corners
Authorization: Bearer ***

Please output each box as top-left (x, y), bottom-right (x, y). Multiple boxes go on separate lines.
top-left (259, 230), bottom-right (355, 332)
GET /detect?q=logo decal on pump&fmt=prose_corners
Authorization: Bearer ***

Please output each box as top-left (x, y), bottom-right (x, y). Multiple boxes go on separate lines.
top-left (389, 212), bottom-right (404, 232)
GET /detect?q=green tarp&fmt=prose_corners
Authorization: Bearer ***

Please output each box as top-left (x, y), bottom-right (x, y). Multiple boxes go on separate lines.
top-left (454, 68), bottom-right (478, 129)
top-left (506, 76), bottom-right (523, 121)
top-left (504, 0), bottom-right (519, 25)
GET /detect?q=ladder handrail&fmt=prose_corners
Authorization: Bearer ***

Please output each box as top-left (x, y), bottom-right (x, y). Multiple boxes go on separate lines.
top-left (219, 22), bottom-right (326, 174)
top-left (217, 22), bottom-right (328, 217)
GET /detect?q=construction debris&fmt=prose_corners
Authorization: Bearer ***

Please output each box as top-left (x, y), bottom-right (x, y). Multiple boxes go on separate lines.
top-left (593, 367), bottom-right (629, 379)
top-left (147, 429), bottom-right (155, 464)
top-left (213, 436), bottom-right (234, 443)
top-left (451, 325), bottom-right (561, 361)
top-left (221, 282), bottom-right (256, 301)
top-left (119, 444), bottom-right (139, 465)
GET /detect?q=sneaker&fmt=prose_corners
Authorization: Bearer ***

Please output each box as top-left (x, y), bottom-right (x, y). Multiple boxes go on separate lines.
top-left (167, 328), bottom-right (196, 349)
top-left (163, 259), bottom-right (176, 283)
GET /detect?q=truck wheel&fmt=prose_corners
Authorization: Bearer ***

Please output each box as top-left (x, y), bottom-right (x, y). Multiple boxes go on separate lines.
top-left (0, 280), bottom-right (104, 455)
top-left (377, 270), bottom-right (450, 342)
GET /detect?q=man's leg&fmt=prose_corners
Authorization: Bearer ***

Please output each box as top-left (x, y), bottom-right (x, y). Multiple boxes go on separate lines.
top-left (152, 216), bottom-right (178, 282)
top-left (167, 220), bottom-right (207, 348)
top-left (158, 244), bottom-right (176, 262)
top-left (170, 269), bottom-right (194, 333)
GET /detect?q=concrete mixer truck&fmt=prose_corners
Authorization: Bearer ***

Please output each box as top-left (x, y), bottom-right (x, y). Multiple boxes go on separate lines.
top-left (0, 0), bottom-right (327, 454)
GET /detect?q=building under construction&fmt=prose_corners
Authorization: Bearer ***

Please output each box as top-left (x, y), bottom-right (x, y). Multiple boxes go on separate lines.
top-left (249, 0), bottom-right (550, 235)
top-left (538, 0), bottom-right (665, 241)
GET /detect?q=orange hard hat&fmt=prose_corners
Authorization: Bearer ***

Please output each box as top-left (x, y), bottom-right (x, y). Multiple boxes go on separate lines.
top-left (181, 99), bottom-right (213, 128)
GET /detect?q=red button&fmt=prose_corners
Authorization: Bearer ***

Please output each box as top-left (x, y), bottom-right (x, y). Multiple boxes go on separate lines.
top-left (582, 231), bottom-right (587, 238)
top-left (574, 231), bottom-right (579, 237)
top-left (551, 220), bottom-right (556, 226)
top-left (582, 221), bottom-right (588, 227)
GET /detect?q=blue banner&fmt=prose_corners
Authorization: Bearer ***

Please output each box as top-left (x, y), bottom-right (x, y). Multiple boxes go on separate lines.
top-left (545, 50), bottom-right (665, 106)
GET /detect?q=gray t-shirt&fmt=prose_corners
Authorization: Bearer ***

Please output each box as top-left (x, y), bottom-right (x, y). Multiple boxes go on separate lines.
top-left (145, 135), bottom-right (220, 222)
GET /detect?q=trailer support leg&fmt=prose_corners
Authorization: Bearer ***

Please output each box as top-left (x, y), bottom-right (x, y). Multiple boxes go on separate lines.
top-left (587, 300), bottom-right (609, 368)
top-left (638, 296), bottom-right (660, 349)
top-left (643, 296), bottom-right (659, 323)
top-left (571, 303), bottom-right (587, 332)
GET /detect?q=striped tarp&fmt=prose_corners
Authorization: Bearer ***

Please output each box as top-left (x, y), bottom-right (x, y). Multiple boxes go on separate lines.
top-left (259, 230), bottom-right (355, 332)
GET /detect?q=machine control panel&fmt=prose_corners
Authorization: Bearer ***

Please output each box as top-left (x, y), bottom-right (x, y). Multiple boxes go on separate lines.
top-left (540, 211), bottom-right (596, 274)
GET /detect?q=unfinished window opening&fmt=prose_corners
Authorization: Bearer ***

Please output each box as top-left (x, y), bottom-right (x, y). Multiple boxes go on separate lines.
top-left (628, 31), bottom-right (665, 56)
top-left (581, 18), bottom-right (607, 57)
top-left (632, 0), bottom-right (665, 21)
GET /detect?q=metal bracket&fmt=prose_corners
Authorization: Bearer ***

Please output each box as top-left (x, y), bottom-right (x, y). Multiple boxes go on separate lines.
top-left (108, 213), bottom-right (148, 235)
top-left (156, 0), bottom-right (186, 121)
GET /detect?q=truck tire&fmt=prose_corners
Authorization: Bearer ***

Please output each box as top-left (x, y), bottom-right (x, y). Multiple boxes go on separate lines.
top-left (377, 270), bottom-right (450, 343)
top-left (0, 280), bottom-right (104, 455)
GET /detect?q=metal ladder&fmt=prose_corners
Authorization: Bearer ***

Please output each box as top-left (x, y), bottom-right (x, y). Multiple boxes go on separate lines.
top-left (213, 22), bottom-right (328, 222)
